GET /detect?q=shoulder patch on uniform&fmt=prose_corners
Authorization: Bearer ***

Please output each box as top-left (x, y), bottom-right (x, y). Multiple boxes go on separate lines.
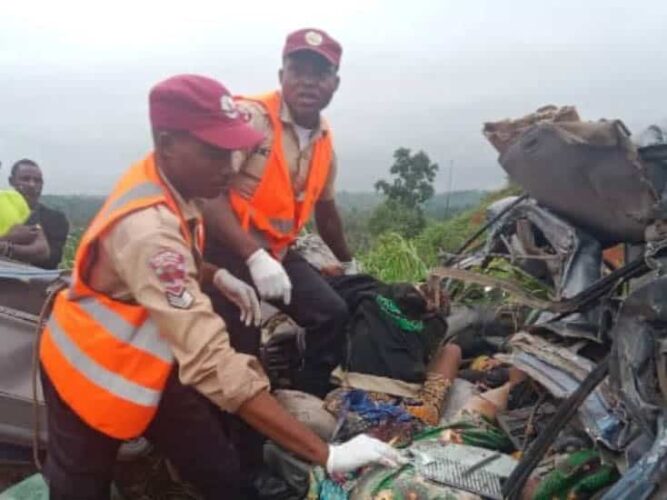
top-left (166, 289), bottom-right (194, 309)
top-left (148, 249), bottom-right (194, 309)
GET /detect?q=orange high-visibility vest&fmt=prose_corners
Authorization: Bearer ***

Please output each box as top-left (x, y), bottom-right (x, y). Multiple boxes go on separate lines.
top-left (229, 91), bottom-right (332, 258)
top-left (39, 153), bottom-right (204, 439)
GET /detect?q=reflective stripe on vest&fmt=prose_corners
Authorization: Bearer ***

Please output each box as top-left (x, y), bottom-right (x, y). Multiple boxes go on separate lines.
top-left (229, 91), bottom-right (332, 258)
top-left (40, 153), bottom-right (200, 439)
top-left (45, 316), bottom-right (162, 407)
top-left (82, 181), bottom-right (166, 261)
top-left (75, 297), bottom-right (173, 363)
top-left (106, 181), bottom-right (164, 215)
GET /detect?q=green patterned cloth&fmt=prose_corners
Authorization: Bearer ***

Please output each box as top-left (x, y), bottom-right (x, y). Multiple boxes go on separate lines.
top-left (375, 295), bottom-right (424, 332)
top-left (533, 449), bottom-right (618, 500)
top-left (308, 464), bottom-right (480, 500)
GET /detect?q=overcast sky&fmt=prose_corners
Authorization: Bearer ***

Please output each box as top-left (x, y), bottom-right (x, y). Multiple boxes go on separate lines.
top-left (2, 0), bottom-right (667, 195)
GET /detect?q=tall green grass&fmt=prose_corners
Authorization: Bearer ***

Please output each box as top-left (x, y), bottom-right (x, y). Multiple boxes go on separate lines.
top-left (359, 232), bottom-right (428, 282)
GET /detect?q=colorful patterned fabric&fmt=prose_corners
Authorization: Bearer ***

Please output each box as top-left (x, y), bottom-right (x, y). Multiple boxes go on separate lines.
top-left (403, 373), bottom-right (452, 426)
top-left (308, 462), bottom-right (481, 499)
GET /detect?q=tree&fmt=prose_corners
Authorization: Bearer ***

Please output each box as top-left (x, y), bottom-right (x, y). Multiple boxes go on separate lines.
top-left (374, 148), bottom-right (439, 209)
top-left (368, 199), bottom-right (426, 239)
top-left (369, 148), bottom-right (439, 238)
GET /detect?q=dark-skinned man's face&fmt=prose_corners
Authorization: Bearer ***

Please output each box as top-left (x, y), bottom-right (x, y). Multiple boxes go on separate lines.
top-left (10, 163), bottom-right (43, 209)
top-left (157, 131), bottom-right (234, 200)
top-left (279, 51), bottom-right (340, 126)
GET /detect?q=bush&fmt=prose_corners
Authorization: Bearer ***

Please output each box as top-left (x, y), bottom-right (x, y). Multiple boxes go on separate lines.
top-left (60, 228), bottom-right (83, 269)
top-left (359, 232), bottom-right (428, 283)
top-left (414, 183), bottom-right (524, 266)
top-left (368, 199), bottom-right (425, 239)
top-left (414, 212), bottom-right (477, 266)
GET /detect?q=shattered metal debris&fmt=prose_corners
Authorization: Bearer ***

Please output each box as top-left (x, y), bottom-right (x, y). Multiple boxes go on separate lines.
top-left (496, 332), bottom-right (627, 450)
top-left (601, 422), bottom-right (667, 500)
top-left (496, 402), bottom-right (557, 450)
top-left (484, 197), bottom-right (602, 302)
top-left (484, 197), bottom-right (604, 333)
top-left (609, 275), bottom-right (667, 438)
top-left (503, 356), bottom-right (610, 499)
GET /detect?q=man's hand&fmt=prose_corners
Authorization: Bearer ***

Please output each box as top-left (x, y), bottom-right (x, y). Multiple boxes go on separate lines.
top-left (340, 258), bottom-right (361, 275)
top-left (326, 435), bottom-right (406, 474)
top-left (213, 269), bottom-right (262, 326)
top-left (245, 249), bottom-right (292, 305)
top-left (3, 224), bottom-right (39, 245)
top-left (320, 264), bottom-right (344, 277)
top-left (237, 394), bottom-right (405, 474)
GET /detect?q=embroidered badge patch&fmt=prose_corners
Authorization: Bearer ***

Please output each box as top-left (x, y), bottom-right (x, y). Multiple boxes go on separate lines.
top-left (220, 94), bottom-right (240, 120)
top-left (305, 30), bottom-right (323, 46)
top-left (149, 249), bottom-right (194, 309)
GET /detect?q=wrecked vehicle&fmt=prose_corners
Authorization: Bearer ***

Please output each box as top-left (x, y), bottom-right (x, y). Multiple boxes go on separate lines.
top-left (5, 109), bottom-right (667, 500)
top-left (434, 107), bottom-right (667, 499)
top-left (260, 114), bottom-right (667, 497)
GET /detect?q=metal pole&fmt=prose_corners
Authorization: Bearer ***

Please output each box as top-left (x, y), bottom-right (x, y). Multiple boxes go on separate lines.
top-left (444, 160), bottom-right (454, 219)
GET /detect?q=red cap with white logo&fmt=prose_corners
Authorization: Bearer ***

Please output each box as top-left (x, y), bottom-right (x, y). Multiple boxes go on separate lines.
top-left (149, 74), bottom-right (264, 150)
top-left (283, 28), bottom-right (342, 66)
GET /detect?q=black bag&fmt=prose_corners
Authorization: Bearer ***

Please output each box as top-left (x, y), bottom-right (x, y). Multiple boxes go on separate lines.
top-left (328, 275), bottom-right (448, 384)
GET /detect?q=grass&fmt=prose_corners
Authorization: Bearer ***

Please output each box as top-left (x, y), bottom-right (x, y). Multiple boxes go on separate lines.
top-left (359, 232), bottom-right (429, 283)
top-left (60, 227), bottom-right (83, 269)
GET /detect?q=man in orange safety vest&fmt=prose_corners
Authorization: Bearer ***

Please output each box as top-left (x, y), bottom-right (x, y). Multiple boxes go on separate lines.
top-left (39, 74), bottom-right (402, 500)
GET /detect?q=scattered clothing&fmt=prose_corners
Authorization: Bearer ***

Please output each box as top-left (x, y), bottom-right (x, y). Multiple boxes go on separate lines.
top-left (327, 274), bottom-right (448, 385)
top-left (324, 388), bottom-right (422, 446)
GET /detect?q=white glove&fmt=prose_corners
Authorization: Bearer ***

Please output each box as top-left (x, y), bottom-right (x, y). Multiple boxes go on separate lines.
top-left (326, 435), bottom-right (407, 474)
top-left (340, 258), bottom-right (361, 275)
top-left (213, 269), bottom-right (262, 326)
top-left (246, 249), bottom-right (292, 305)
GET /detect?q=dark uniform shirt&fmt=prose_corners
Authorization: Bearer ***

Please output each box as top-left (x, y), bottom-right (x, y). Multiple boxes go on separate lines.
top-left (27, 203), bottom-right (69, 269)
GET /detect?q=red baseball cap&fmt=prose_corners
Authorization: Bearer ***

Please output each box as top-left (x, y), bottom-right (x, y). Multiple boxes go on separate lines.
top-left (283, 28), bottom-right (342, 67)
top-left (149, 74), bottom-right (264, 150)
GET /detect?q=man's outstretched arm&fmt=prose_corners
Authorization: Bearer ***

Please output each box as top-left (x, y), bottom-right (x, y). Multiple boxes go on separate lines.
top-left (201, 194), bottom-right (292, 304)
top-left (315, 199), bottom-right (353, 262)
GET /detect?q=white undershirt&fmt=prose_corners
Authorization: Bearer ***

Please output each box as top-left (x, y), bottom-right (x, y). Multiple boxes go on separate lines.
top-left (293, 124), bottom-right (313, 151)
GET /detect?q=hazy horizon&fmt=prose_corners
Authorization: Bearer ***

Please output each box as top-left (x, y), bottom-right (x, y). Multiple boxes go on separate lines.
top-left (2, 0), bottom-right (666, 196)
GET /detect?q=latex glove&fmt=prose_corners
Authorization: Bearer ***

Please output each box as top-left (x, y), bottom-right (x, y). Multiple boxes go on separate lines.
top-left (326, 435), bottom-right (407, 474)
top-left (213, 269), bottom-right (261, 326)
top-left (341, 258), bottom-right (361, 275)
top-left (246, 249), bottom-right (292, 305)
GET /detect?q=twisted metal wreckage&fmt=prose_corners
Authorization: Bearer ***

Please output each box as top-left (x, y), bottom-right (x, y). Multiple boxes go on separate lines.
top-left (436, 107), bottom-right (667, 499)
top-left (3, 107), bottom-right (667, 498)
